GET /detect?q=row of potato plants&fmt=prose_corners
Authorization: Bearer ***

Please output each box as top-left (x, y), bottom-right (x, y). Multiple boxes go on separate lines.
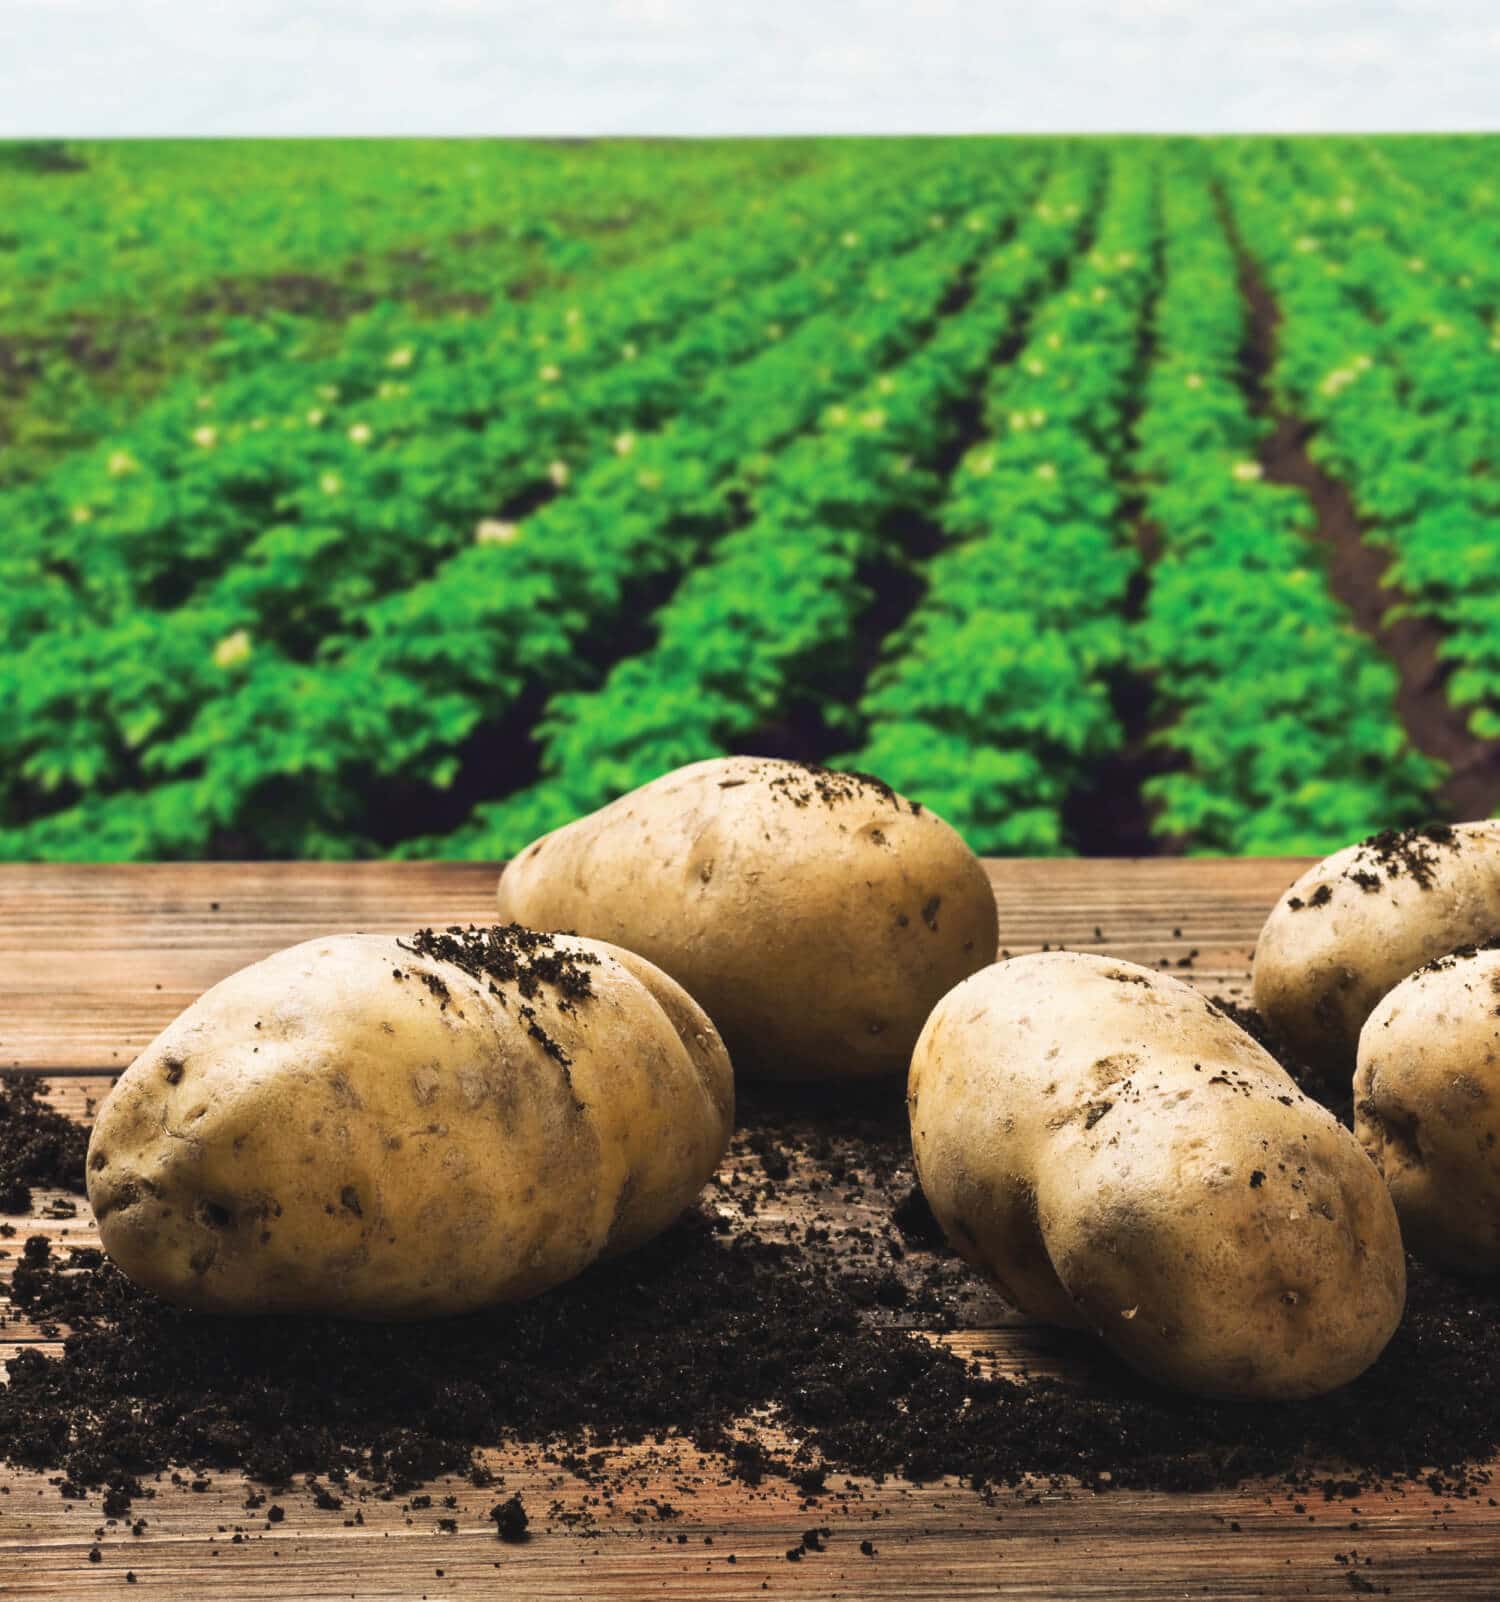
top-left (1304, 140), bottom-right (1500, 743)
top-left (1, 147), bottom-right (983, 775)
top-left (1131, 162), bottom-right (1442, 853)
top-left (1219, 140), bottom-right (1500, 747)
top-left (838, 147), bottom-right (1157, 854)
top-left (1363, 138), bottom-right (1500, 321)
top-left (1, 140), bottom-right (798, 485)
top-left (1, 139), bottom-right (798, 325)
top-left (3, 141), bottom-right (939, 629)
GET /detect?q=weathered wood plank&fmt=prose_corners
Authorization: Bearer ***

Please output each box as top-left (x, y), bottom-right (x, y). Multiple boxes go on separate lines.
top-left (3, 1459), bottom-right (1497, 1601)
top-left (0, 863), bottom-right (504, 1070)
top-left (0, 858), bottom-right (1304, 1070)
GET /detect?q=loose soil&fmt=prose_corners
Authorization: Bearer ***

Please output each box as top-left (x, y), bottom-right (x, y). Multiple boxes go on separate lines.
top-left (0, 1074), bottom-right (89, 1213)
top-left (2, 1032), bottom-right (1498, 1525)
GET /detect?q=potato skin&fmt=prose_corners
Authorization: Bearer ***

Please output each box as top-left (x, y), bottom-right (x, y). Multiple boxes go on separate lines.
top-left (1253, 822), bottom-right (1500, 1088)
top-left (910, 952), bottom-right (1405, 1400)
top-left (86, 929), bottom-right (733, 1319)
top-left (495, 757), bottom-right (998, 1080)
top-left (1356, 948), bottom-right (1500, 1274)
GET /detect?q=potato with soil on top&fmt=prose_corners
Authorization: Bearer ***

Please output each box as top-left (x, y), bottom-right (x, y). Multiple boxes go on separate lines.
top-left (910, 952), bottom-right (1406, 1400)
top-left (1252, 822), bottom-right (1500, 1092)
top-left (1356, 944), bottom-right (1500, 1274)
top-left (86, 925), bottom-right (733, 1319)
top-left (494, 756), bottom-right (999, 1080)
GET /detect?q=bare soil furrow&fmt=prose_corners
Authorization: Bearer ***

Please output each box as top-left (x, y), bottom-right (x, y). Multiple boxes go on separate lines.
top-left (1227, 221), bottom-right (1500, 820)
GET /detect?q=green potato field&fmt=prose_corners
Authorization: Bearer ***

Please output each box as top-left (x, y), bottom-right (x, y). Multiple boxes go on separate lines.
top-left (2, 135), bottom-right (1496, 861)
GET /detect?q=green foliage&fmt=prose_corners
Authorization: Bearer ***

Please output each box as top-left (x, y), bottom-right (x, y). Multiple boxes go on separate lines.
top-left (1, 135), bottom-right (1490, 861)
top-left (841, 149), bottom-right (1154, 853)
top-left (1219, 136), bottom-right (1500, 759)
top-left (426, 159), bottom-right (1078, 859)
top-left (0, 138), bottom-right (811, 481)
top-left (0, 143), bottom-right (1024, 859)
top-left (1131, 161), bottom-right (1442, 853)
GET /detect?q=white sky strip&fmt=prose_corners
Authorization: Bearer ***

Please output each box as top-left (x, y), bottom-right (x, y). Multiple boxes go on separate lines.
top-left (1, 0), bottom-right (1496, 136)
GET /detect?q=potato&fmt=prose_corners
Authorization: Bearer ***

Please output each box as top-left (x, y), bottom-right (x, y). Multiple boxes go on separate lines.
top-left (1253, 822), bottom-right (1500, 1088)
top-left (495, 757), bottom-right (998, 1080)
top-left (86, 925), bottom-right (733, 1319)
top-left (1356, 945), bottom-right (1500, 1274)
top-left (910, 952), bottom-right (1406, 1400)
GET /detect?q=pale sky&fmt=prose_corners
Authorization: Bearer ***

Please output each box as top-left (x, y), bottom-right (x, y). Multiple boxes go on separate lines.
top-left (2, 0), bottom-right (1496, 137)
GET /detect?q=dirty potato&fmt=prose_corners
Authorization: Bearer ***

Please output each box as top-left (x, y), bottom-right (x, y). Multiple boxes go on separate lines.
top-left (1356, 944), bottom-right (1500, 1274)
top-left (910, 952), bottom-right (1406, 1400)
top-left (495, 757), bottom-right (998, 1080)
top-left (1253, 822), bottom-right (1500, 1089)
top-left (86, 925), bottom-right (733, 1319)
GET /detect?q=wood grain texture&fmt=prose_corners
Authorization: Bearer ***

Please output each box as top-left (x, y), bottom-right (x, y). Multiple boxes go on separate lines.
top-left (0, 862), bottom-right (504, 1071)
top-left (5, 858), bottom-right (1499, 1600)
top-left (0, 857), bottom-right (1304, 1070)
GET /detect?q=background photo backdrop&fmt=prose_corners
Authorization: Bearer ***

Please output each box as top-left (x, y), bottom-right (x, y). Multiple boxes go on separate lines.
top-left (2, 132), bottom-right (1497, 861)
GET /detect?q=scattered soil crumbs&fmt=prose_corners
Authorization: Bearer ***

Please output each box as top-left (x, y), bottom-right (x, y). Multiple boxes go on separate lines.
top-left (1415, 939), bottom-right (1500, 979)
top-left (4, 1056), bottom-right (1500, 1529)
top-left (399, 923), bottom-right (599, 1007)
top-left (1285, 827), bottom-right (1465, 913)
top-left (1348, 825), bottom-right (1462, 893)
top-left (1211, 996), bottom-right (1356, 1128)
top-left (397, 923), bottom-right (599, 1068)
top-left (760, 760), bottom-right (919, 814)
top-left (0, 1074), bottom-right (89, 1212)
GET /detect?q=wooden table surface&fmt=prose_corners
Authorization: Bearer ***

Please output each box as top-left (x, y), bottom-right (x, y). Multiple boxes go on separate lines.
top-left (3, 857), bottom-right (1498, 1601)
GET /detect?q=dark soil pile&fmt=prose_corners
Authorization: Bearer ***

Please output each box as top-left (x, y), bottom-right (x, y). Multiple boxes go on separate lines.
top-left (2, 1043), bottom-right (1499, 1519)
top-left (0, 1073), bottom-right (90, 1212)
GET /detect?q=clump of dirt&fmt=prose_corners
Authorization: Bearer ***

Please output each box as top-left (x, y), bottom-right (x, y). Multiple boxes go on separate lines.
top-left (1414, 938), bottom-right (1500, 979)
top-left (0, 1075), bottom-right (90, 1212)
top-left (759, 761), bottom-right (919, 814)
top-left (398, 924), bottom-right (600, 1070)
top-left (490, 1493), bottom-right (529, 1542)
top-left (1349, 824), bottom-right (1461, 892)
top-left (400, 924), bottom-right (599, 1007)
top-left (1281, 827), bottom-right (1465, 912)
